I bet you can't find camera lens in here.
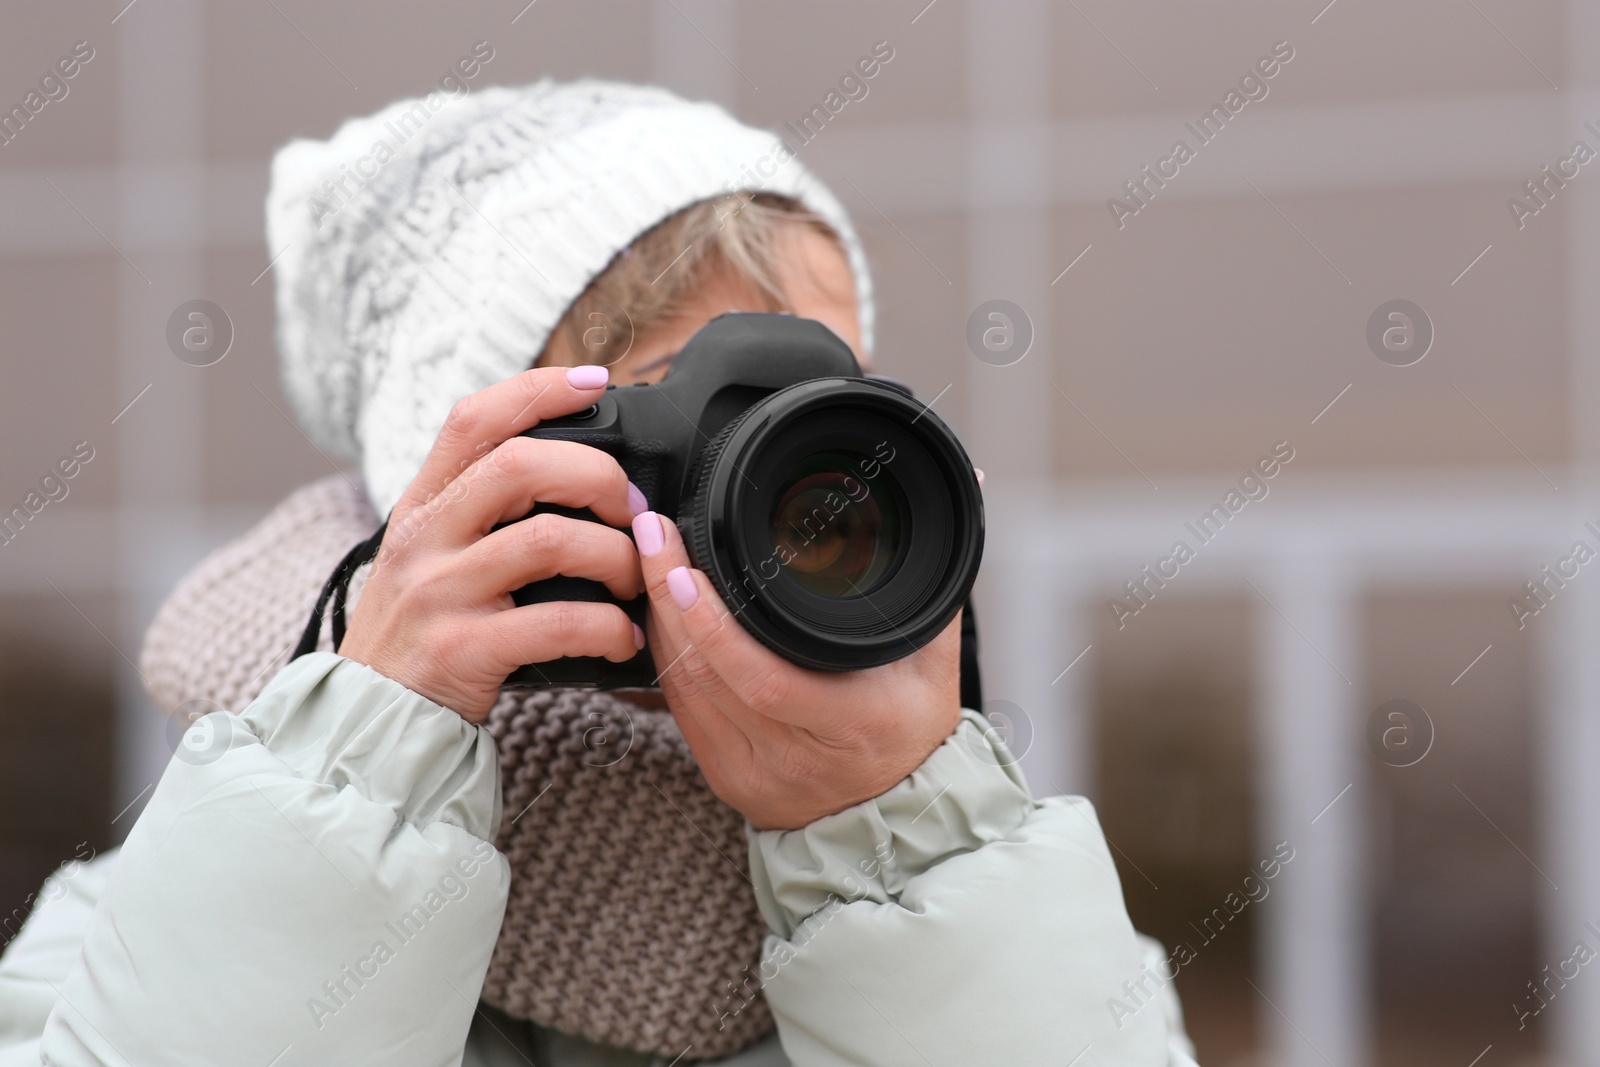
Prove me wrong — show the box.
[768,452,902,598]
[683,378,983,672]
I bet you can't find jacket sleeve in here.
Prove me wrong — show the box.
[33,652,511,1067]
[0,848,116,1066]
[746,710,1199,1067]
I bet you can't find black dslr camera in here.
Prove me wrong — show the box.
[297,314,984,702]
[505,313,984,693]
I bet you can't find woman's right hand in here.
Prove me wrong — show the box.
[340,365,646,722]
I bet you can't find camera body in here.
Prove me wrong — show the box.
[503,312,984,691]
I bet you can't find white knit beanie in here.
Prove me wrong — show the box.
[266,78,875,518]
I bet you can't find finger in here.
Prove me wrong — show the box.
[632,510,697,662]
[449,512,643,602]
[480,600,642,674]
[646,622,749,786]
[666,566,821,724]
[637,512,825,730]
[635,512,770,741]
[394,437,638,552]
[394,365,612,519]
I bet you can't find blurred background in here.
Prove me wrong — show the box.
[1,1,1595,1063]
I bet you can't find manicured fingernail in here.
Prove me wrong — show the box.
[975,468,985,489]
[627,481,647,517]
[667,567,699,610]
[566,364,608,389]
[632,512,665,557]
[632,623,646,650]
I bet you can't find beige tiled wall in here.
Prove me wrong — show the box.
[0,3,1583,1063]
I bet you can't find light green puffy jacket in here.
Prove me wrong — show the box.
[0,652,1200,1066]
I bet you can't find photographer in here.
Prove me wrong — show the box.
[0,81,1197,1066]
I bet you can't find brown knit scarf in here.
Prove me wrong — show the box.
[139,475,774,1059]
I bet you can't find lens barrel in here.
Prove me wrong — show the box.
[681,378,983,672]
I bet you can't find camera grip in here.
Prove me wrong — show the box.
[504,569,656,688]
[502,431,669,689]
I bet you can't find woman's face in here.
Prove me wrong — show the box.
[544,223,866,384]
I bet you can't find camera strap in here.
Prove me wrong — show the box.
[958,602,983,712]
[290,519,389,661]
[293,522,985,710]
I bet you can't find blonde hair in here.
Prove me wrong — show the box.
[544,192,846,368]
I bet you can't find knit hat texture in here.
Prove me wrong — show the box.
[140,475,775,1058]
[265,78,875,519]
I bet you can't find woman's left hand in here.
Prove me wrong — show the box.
[630,510,963,830]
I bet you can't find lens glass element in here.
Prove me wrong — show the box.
[691,376,982,672]
[767,451,901,598]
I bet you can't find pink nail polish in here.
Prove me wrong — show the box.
[632,623,646,650]
[566,364,608,390]
[667,567,699,610]
[627,481,647,517]
[632,512,665,557]
[975,468,985,489]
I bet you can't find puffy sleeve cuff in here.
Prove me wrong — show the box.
[748,709,1034,938]
[241,651,503,839]
[37,652,510,1067]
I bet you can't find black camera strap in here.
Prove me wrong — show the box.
[958,603,983,712]
[292,524,984,710]
[290,520,389,661]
